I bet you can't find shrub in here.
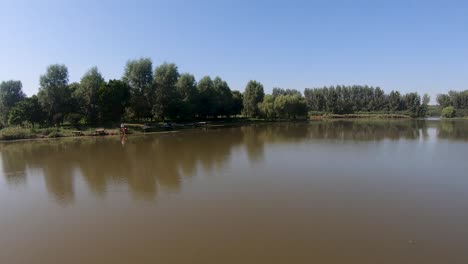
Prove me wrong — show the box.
[441,106,456,118]
[0,127,35,140]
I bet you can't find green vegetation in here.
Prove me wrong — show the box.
[304,86,430,117]
[441,106,456,118]
[258,89,308,120]
[1,58,467,141]
[436,90,468,118]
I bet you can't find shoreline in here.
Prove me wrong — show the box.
[1,117,465,143]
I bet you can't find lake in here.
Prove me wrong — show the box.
[1,119,468,264]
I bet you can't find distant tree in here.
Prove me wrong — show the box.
[66,82,85,126]
[441,106,456,118]
[37,64,70,125]
[0,80,26,124]
[231,90,243,116]
[273,94,308,119]
[243,80,264,117]
[258,94,275,119]
[387,90,402,112]
[371,87,386,111]
[8,96,45,126]
[197,76,215,117]
[436,94,452,108]
[403,92,421,117]
[176,73,199,119]
[122,58,153,120]
[212,76,233,117]
[272,88,301,98]
[98,80,130,123]
[419,93,430,117]
[74,67,105,124]
[304,88,326,112]
[153,63,181,120]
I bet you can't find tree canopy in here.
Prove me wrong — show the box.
[0,80,26,124]
[243,80,264,117]
[1,59,459,129]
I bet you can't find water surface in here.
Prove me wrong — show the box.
[1,120,468,263]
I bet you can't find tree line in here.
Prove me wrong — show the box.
[304,85,430,117]
[1,58,466,128]
[436,90,468,118]
[0,58,247,127]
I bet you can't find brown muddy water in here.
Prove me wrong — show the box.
[1,120,468,264]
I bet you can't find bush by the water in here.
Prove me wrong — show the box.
[0,127,35,140]
[441,106,456,118]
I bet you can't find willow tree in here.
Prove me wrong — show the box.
[243,80,264,117]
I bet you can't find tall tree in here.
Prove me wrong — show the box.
[243,80,264,117]
[98,80,130,123]
[122,58,153,120]
[388,90,402,112]
[153,63,181,120]
[403,92,421,117]
[37,64,70,125]
[272,88,301,98]
[436,94,452,108]
[76,67,105,124]
[231,90,243,116]
[0,80,26,124]
[176,73,198,119]
[197,76,215,117]
[212,76,233,117]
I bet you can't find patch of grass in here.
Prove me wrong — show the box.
[0,127,35,140]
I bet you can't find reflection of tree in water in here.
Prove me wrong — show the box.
[437,120,468,141]
[0,128,244,204]
[306,120,429,141]
[2,120,466,204]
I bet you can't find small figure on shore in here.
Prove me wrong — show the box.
[120,123,126,136]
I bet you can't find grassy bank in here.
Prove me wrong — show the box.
[0,126,121,141]
[0,118,256,141]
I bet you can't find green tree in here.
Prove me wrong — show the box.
[243,80,264,117]
[122,58,153,120]
[258,94,275,119]
[37,64,70,125]
[212,76,233,117]
[419,93,430,117]
[197,76,215,117]
[436,94,452,108]
[66,82,85,127]
[441,106,456,118]
[98,80,130,123]
[176,73,198,119]
[387,91,402,112]
[8,96,45,126]
[153,63,181,120]
[273,94,308,119]
[231,90,243,116]
[75,67,105,124]
[272,88,301,98]
[403,92,421,117]
[0,80,26,124]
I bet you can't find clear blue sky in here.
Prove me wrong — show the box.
[1,0,467,101]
